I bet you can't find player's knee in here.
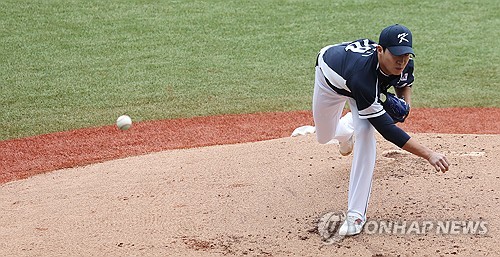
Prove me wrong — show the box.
[354,122,375,138]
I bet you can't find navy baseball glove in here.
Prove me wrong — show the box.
[381,92,410,123]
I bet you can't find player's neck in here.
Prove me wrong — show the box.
[378,66,390,77]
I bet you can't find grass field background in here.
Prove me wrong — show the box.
[1,0,499,140]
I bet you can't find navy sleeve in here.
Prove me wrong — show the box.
[368,114,411,148]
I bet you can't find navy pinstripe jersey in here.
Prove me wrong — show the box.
[318,39,414,119]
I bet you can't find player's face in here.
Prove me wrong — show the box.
[377,46,411,75]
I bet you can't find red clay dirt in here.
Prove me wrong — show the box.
[0,107,498,184]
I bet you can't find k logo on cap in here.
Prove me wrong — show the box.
[398,33,409,43]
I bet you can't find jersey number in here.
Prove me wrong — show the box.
[345,39,376,54]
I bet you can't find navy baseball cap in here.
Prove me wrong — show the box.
[379,24,415,56]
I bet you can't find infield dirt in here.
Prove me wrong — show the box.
[0,109,499,256]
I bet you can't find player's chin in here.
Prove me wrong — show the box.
[393,67,404,75]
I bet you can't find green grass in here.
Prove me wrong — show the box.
[1,0,499,140]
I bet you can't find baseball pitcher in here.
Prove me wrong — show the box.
[313,24,449,236]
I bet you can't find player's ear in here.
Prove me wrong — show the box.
[376,45,384,54]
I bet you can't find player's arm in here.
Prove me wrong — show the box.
[368,114,410,147]
[368,114,449,173]
[401,138,449,172]
[394,86,412,106]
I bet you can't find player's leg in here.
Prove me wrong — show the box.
[335,112,354,142]
[345,99,377,221]
[312,66,348,144]
[335,112,355,156]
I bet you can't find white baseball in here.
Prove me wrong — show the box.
[116,115,132,130]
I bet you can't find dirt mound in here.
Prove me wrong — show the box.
[0,133,498,256]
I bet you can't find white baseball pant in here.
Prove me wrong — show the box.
[312,65,377,221]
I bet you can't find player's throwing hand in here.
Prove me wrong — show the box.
[427,152,449,173]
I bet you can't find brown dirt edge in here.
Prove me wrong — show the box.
[1,107,498,184]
